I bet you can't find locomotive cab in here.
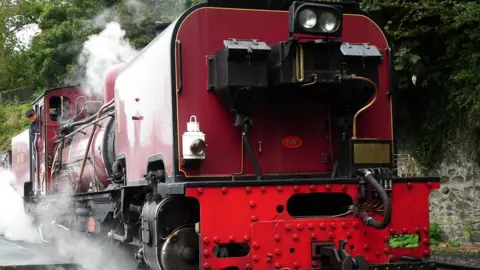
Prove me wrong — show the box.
[24,86,87,196]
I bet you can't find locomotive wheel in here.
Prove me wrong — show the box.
[160,226,199,270]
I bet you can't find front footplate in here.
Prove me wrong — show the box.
[250,218,387,269]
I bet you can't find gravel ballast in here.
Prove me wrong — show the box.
[430,245,480,267]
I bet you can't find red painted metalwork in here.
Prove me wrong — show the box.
[11,130,30,192]
[186,181,439,269]
[43,87,97,193]
[175,8,392,178]
[114,25,175,181]
[281,136,303,149]
[11,86,111,194]
[56,114,113,193]
[104,63,125,103]
[4,3,441,270]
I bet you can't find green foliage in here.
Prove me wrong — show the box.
[0,0,201,149]
[447,240,461,247]
[0,98,31,151]
[430,223,443,244]
[389,234,420,248]
[1,0,477,171]
[363,0,480,169]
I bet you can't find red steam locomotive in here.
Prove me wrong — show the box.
[5,0,440,269]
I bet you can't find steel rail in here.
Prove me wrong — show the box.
[433,261,480,270]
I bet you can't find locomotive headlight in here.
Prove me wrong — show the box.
[298,8,317,29]
[182,115,206,160]
[319,11,340,32]
[289,1,343,37]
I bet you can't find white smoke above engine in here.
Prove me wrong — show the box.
[69,20,139,100]
[0,9,143,269]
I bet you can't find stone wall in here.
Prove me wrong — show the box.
[397,144,480,244]
[428,159,480,244]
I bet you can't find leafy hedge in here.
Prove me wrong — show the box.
[0,100,31,151]
[362,0,480,169]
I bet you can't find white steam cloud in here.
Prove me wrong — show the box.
[0,13,141,270]
[0,168,137,270]
[0,169,40,243]
[70,21,139,99]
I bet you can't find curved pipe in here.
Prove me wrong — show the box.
[61,103,114,134]
[77,98,115,191]
[357,169,392,229]
[352,76,378,138]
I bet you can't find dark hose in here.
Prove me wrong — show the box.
[357,169,392,229]
[242,133,262,180]
[358,177,366,201]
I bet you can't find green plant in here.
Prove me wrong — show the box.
[0,98,31,151]
[389,234,420,248]
[447,241,461,247]
[464,222,473,242]
[430,223,443,245]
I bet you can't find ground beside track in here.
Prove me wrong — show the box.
[0,235,72,266]
[2,235,480,269]
[431,244,480,267]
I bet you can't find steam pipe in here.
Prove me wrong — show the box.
[357,169,392,229]
[77,98,115,191]
[61,103,114,134]
[351,76,378,139]
[74,96,87,119]
[65,112,114,139]
[242,132,262,180]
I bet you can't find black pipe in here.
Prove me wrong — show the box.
[330,160,338,178]
[358,177,366,201]
[357,169,392,229]
[28,127,33,196]
[58,139,63,171]
[242,132,262,180]
[60,113,96,134]
[102,116,115,177]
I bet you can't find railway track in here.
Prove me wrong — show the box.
[434,262,480,270]
[1,236,478,270]
[367,261,480,270]
[0,261,478,270]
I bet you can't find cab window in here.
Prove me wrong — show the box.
[49,96,71,122]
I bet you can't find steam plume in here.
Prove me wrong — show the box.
[0,168,137,270]
[66,21,139,100]
[0,168,40,243]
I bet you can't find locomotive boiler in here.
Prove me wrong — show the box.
[7,0,441,270]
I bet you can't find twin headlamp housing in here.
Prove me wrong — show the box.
[289,1,343,37]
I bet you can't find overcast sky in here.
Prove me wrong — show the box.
[14,23,41,50]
